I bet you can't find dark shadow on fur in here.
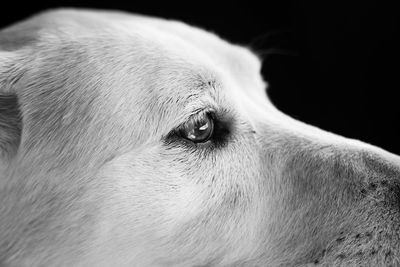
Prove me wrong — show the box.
[0,93,22,159]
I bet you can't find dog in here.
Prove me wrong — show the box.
[1,8,399,267]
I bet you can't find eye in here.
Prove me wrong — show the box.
[179,112,214,143]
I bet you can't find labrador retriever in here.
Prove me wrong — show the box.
[0,9,399,267]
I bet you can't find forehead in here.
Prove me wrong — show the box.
[12,9,264,101]
[39,9,262,84]
[55,13,262,104]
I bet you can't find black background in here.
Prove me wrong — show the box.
[1,1,399,154]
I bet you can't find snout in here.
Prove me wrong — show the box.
[315,150,400,266]
[258,125,400,266]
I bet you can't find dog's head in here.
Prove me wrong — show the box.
[1,9,399,266]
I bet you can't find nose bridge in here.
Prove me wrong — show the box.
[247,99,352,150]
[252,100,398,165]
[256,109,400,207]
[244,90,400,199]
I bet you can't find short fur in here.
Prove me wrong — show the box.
[0,9,399,267]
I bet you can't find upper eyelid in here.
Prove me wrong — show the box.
[187,108,215,122]
[175,107,216,129]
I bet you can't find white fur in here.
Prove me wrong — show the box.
[0,9,400,267]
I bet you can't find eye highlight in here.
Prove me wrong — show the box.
[179,112,214,143]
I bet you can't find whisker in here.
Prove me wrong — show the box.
[247,28,293,48]
[254,47,298,59]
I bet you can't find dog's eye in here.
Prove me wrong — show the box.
[179,113,214,143]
